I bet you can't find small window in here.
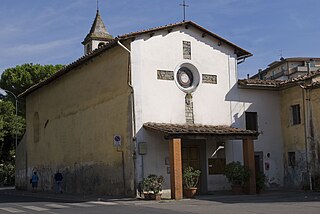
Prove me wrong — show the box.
[98,42,105,48]
[245,112,258,131]
[288,152,296,166]
[291,104,301,125]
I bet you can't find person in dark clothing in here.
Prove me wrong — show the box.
[31,171,39,192]
[54,170,63,194]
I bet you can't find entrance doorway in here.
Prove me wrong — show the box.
[182,140,207,193]
[182,146,200,171]
[254,151,264,174]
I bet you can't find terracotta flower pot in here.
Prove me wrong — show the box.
[149,193,161,200]
[231,184,242,194]
[183,187,197,198]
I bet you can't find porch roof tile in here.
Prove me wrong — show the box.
[143,122,258,139]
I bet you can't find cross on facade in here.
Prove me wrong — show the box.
[180,0,189,22]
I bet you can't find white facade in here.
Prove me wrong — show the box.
[129,25,283,193]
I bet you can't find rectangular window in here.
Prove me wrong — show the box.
[291,104,301,125]
[245,112,258,131]
[288,152,296,166]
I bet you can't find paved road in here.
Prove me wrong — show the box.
[1,188,320,214]
[0,191,184,214]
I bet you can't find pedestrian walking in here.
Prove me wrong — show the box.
[54,170,63,194]
[31,171,39,192]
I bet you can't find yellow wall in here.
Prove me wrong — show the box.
[280,86,306,187]
[17,44,135,195]
[280,84,320,188]
[309,87,320,178]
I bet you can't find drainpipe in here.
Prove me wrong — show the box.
[117,40,138,194]
[300,83,312,190]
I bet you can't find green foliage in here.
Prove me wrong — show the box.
[0,63,63,96]
[183,166,201,188]
[143,174,164,194]
[0,100,25,160]
[0,63,62,164]
[224,161,250,186]
[0,63,64,116]
[256,171,267,190]
[0,161,15,186]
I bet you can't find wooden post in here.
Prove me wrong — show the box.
[169,138,183,200]
[243,138,256,194]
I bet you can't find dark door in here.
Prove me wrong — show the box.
[254,151,264,174]
[182,146,201,191]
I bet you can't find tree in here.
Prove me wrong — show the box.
[0,63,64,116]
[0,63,63,185]
[0,100,25,160]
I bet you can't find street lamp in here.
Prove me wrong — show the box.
[0,88,18,149]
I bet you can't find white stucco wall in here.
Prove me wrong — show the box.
[234,88,284,187]
[130,26,284,193]
[131,27,239,189]
[131,26,237,129]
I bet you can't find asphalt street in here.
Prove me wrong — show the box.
[0,188,320,214]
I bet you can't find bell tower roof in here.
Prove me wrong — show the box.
[82,9,113,45]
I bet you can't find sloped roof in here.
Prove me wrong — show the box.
[19,39,119,97]
[143,122,258,140]
[119,21,252,59]
[19,21,252,97]
[238,70,320,90]
[82,10,113,44]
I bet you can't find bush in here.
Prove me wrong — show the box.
[143,174,164,194]
[224,161,250,186]
[256,171,267,191]
[0,162,15,186]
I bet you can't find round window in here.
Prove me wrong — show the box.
[174,63,200,93]
[177,67,193,88]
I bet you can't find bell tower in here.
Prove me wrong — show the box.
[82,8,113,55]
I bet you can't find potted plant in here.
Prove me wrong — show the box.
[224,161,250,194]
[256,171,266,194]
[183,166,201,198]
[142,174,164,200]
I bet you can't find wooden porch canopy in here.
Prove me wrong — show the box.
[143,122,259,140]
[143,122,259,199]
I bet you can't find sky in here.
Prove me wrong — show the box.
[1,0,320,78]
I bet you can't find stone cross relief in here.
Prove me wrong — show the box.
[185,93,194,124]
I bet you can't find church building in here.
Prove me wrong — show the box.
[16,9,285,198]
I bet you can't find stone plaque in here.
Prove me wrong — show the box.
[202,74,217,84]
[183,41,191,59]
[157,70,174,80]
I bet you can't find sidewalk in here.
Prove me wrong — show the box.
[1,186,319,204]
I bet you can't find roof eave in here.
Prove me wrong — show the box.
[19,39,120,98]
[119,21,252,59]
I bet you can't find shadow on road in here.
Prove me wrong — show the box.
[196,190,320,204]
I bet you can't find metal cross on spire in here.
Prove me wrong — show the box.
[97,0,99,11]
[180,0,189,22]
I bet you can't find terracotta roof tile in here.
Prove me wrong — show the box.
[238,70,320,90]
[143,122,258,139]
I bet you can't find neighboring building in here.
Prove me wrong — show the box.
[239,71,320,189]
[16,10,288,198]
[252,57,320,81]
